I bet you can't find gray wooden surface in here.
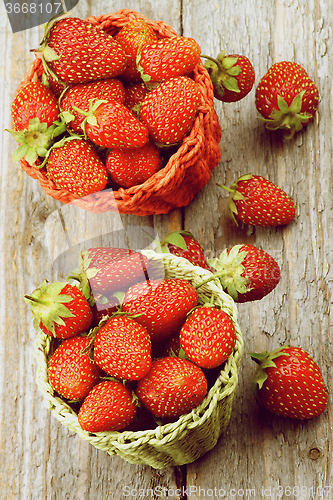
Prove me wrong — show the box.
[1,0,332,499]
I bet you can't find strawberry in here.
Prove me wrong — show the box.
[34,17,127,84]
[138,36,201,82]
[136,356,208,418]
[204,244,281,303]
[44,137,108,197]
[255,61,319,139]
[140,76,201,145]
[219,173,296,226]
[105,141,163,188]
[78,380,137,432]
[122,278,198,342]
[24,280,93,338]
[202,51,255,102]
[249,346,328,419]
[93,315,152,380]
[6,81,65,166]
[160,230,212,271]
[48,335,101,400]
[179,306,236,369]
[75,99,149,149]
[124,83,150,115]
[61,78,126,133]
[115,18,158,82]
[91,294,120,325]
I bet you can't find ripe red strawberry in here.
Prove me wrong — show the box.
[249,346,328,419]
[115,18,158,82]
[76,99,149,149]
[219,173,296,226]
[61,78,126,133]
[205,244,281,303]
[122,278,198,342]
[140,76,201,145]
[105,141,163,188]
[160,230,212,271]
[78,380,137,432]
[45,137,108,197]
[179,306,236,369]
[202,52,255,102]
[124,83,150,114]
[138,36,201,82]
[48,335,101,400]
[34,17,127,84]
[24,280,93,338]
[93,316,152,380]
[136,356,208,418]
[255,61,319,139]
[6,81,65,166]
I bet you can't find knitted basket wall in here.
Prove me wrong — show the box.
[34,251,243,469]
[17,9,222,216]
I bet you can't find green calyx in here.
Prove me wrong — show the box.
[217,173,253,225]
[201,51,241,98]
[72,99,108,139]
[67,249,100,306]
[24,279,74,336]
[260,92,313,139]
[160,230,194,253]
[249,345,291,393]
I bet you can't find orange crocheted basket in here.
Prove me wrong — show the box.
[17,9,222,216]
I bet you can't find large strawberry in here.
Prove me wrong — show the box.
[6,81,65,166]
[140,76,201,145]
[78,380,137,432]
[179,306,236,369]
[138,36,201,82]
[105,141,163,188]
[136,356,207,418]
[93,315,152,380]
[24,280,93,338]
[60,78,126,133]
[202,51,255,102]
[34,17,127,84]
[203,244,281,303]
[249,346,328,419]
[255,61,319,139]
[219,173,296,226]
[122,278,198,342]
[44,137,108,197]
[48,335,101,400]
[115,18,158,82]
[160,230,212,271]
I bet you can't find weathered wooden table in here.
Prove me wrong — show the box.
[1,0,332,498]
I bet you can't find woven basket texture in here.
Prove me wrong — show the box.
[34,251,243,468]
[17,9,222,216]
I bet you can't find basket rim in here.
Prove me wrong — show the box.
[34,250,243,447]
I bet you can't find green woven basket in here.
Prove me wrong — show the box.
[34,250,243,469]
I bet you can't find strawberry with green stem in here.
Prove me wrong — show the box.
[249,346,328,419]
[160,230,212,271]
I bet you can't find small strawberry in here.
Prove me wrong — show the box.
[249,346,328,419]
[44,137,108,197]
[124,83,150,115]
[91,294,120,325]
[140,76,201,145]
[203,244,281,303]
[75,99,149,149]
[6,81,65,166]
[138,36,201,82]
[105,141,163,188]
[136,356,208,418]
[179,306,236,369]
[219,173,296,226]
[78,380,137,432]
[160,230,212,271]
[202,51,255,102]
[34,17,127,84]
[255,61,319,139]
[115,18,158,82]
[48,335,101,400]
[122,278,198,342]
[93,315,152,381]
[61,78,126,133]
[24,280,93,339]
